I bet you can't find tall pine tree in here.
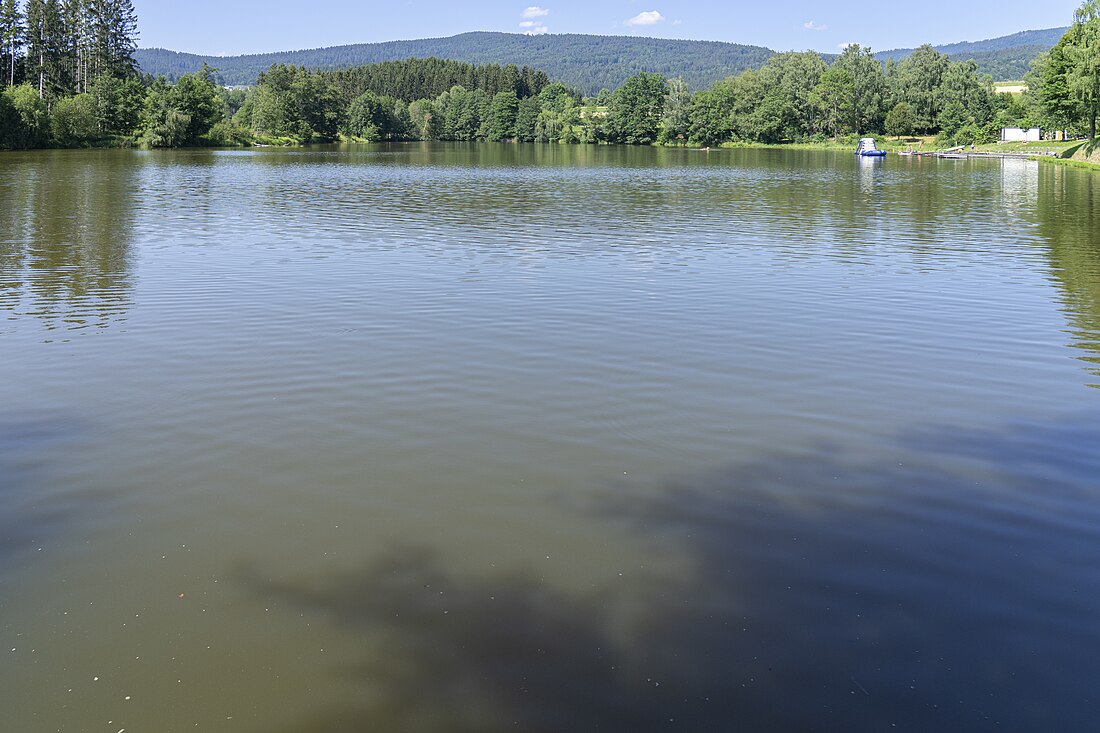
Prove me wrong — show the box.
[93,0,137,79]
[0,0,23,86]
[25,0,70,99]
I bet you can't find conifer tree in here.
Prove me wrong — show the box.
[25,0,68,98]
[93,0,137,79]
[0,0,23,86]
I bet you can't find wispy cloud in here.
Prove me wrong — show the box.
[626,10,664,27]
[672,19,682,26]
[519,6,549,34]
[838,41,857,49]
[803,20,828,31]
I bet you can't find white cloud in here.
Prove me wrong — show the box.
[519,6,549,33]
[672,19,682,25]
[803,20,828,31]
[626,10,664,26]
[838,42,857,49]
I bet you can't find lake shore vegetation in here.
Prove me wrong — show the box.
[2,0,1098,152]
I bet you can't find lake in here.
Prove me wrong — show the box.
[1,143,1098,732]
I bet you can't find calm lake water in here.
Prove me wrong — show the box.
[1,143,1099,732]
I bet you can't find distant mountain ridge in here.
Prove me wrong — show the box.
[877,27,1069,79]
[135,32,774,93]
[135,27,1070,92]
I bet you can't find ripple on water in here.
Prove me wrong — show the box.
[1,146,1099,732]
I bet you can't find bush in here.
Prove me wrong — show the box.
[1,84,48,148]
[51,94,100,146]
[202,121,253,146]
[139,107,191,148]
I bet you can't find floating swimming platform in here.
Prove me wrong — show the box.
[855,138,888,157]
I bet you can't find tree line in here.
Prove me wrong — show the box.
[1033,0,1100,139]
[1,0,144,147]
[2,0,1098,150]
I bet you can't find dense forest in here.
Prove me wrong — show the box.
[916,26,1068,55]
[133,28,1069,92]
[2,1,1099,151]
[876,27,1069,79]
[134,32,776,94]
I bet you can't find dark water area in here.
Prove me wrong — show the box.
[1,143,1099,731]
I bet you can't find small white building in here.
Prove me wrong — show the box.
[1001,127,1041,142]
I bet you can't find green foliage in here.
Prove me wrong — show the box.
[321,58,547,107]
[89,72,144,135]
[608,72,667,145]
[0,0,24,86]
[813,63,853,138]
[876,28,1069,80]
[532,82,580,142]
[687,85,734,146]
[5,8,1085,152]
[218,87,248,118]
[406,98,438,140]
[893,45,949,132]
[435,84,489,141]
[1031,2,1100,138]
[885,101,916,138]
[94,0,139,79]
[50,91,98,144]
[939,60,994,128]
[343,90,407,140]
[1067,0,1100,137]
[484,89,518,141]
[937,100,969,138]
[134,32,774,94]
[243,64,342,142]
[513,95,539,142]
[138,67,223,147]
[0,83,16,144]
[659,77,691,144]
[345,89,385,139]
[201,120,253,146]
[829,44,887,135]
[137,78,187,147]
[748,52,828,142]
[1,82,47,146]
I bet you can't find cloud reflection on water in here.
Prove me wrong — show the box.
[249,415,1100,733]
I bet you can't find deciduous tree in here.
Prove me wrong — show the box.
[607,72,666,145]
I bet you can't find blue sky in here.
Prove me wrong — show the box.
[135,0,1081,56]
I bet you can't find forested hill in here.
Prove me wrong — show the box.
[136,27,1069,91]
[878,27,1070,79]
[135,32,774,92]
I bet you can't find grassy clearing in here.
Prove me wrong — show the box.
[1040,157,1100,172]
[993,81,1027,95]
[972,140,1079,155]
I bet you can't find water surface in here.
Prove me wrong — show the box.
[1,144,1099,731]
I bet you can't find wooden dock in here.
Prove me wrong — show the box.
[911,150,1059,160]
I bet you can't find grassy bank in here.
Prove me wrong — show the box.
[1040,157,1100,171]
[973,140,1079,155]
[1035,139,1100,170]
[708,135,937,152]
